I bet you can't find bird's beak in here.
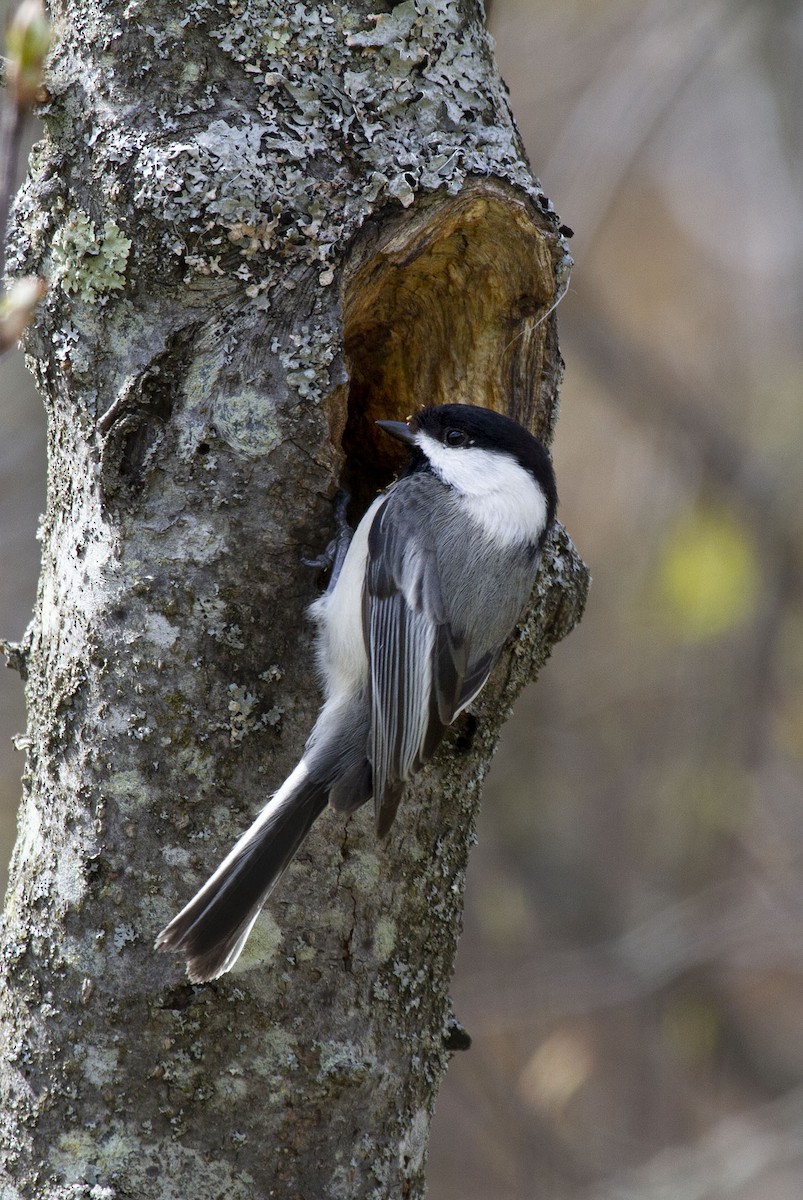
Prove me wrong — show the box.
[376,419,416,445]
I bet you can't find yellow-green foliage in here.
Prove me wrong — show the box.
[657,505,759,639]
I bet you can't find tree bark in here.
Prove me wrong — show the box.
[0,1,588,1196]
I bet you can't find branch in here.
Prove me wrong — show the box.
[0,0,49,350]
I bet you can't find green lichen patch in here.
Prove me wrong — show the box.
[27,0,546,305]
[50,209,132,302]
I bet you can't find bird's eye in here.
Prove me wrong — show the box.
[444,428,469,447]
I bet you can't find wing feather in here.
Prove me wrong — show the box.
[369,593,435,833]
[364,474,540,836]
[364,483,492,835]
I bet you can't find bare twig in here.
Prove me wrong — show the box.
[0,92,24,283]
[0,0,50,349]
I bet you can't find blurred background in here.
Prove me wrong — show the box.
[0,0,46,895]
[2,0,802,1197]
[428,1,803,1197]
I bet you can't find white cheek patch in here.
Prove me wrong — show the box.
[415,431,548,547]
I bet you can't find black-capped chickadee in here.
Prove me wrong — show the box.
[156,404,557,982]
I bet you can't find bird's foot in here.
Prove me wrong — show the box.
[302,489,353,592]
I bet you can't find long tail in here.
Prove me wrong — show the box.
[155,762,327,983]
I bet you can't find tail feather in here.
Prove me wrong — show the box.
[156,762,327,983]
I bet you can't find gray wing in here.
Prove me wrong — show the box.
[364,479,502,838]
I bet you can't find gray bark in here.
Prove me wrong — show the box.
[0,1,588,1197]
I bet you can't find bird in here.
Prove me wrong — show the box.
[155,403,557,982]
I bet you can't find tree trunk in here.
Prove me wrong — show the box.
[0,1,587,1196]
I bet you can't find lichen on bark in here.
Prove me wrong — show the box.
[0,2,587,1197]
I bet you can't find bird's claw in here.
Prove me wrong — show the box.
[303,489,353,592]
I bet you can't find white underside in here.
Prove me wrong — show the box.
[308,494,382,700]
